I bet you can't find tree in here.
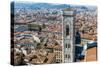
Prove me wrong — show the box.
[38,26,42,32]
[42,23,46,28]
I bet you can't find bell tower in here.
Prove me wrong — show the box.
[62,9,75,62]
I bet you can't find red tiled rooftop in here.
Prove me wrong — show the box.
[81,34,97,41]
[86,47,97,61]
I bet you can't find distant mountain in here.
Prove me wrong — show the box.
[13,2,70,9]
[11,2,97,11]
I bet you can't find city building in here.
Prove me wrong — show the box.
[53,45,63,63]
[62,9,75,62]
[45,45,63,63]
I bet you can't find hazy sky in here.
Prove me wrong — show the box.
[11,0,98,6]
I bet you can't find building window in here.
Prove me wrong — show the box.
[66,44,67,48]
[68,44,71,48]
[65,54,70,59]
[65,54,67,58]
[68,54,70,59]
[66,43,70,48]
[66,25,69,36]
